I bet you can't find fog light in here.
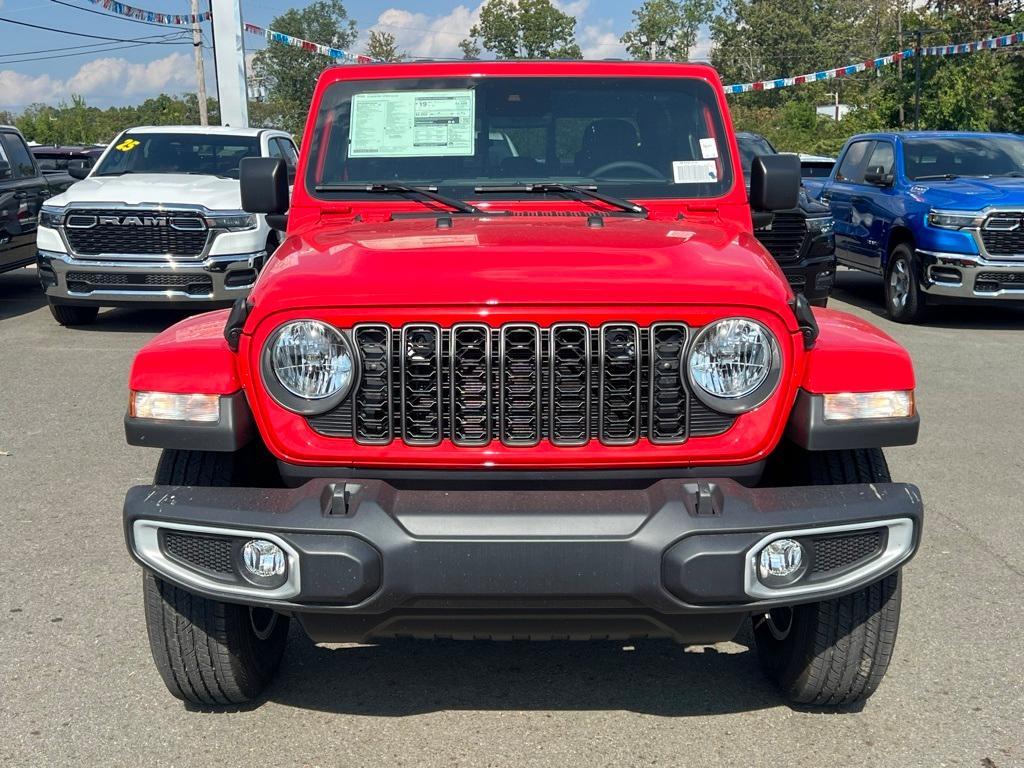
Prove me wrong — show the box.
[758,538,805,581]
[242,540,286,578]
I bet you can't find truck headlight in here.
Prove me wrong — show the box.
[207,213,257,231]
[927,210,984,230]
[687,318,781,414]
[262,320,358,414]
[806,216,833,235]
[39,205,64,229]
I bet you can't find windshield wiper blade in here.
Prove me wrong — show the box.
[913,173,960,181]
[475,182,648,217]
[315,182,483,214]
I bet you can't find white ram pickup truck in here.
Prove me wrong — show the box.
[36,125,297,325]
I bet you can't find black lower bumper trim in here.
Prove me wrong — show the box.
[123,476,923,642]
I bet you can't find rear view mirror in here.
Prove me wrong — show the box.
[0,158,11,180]
[67,159,91,180]
[864,166,894,187]
[750,154,800,212]
[241,157,289,216]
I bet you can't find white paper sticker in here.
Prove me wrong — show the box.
[673,160,719,184]
[349,90,476,158]
[699,138,719,159]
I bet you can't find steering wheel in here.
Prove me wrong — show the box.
[588,160,664,180]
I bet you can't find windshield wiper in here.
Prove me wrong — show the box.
[991,171,1024,178]
[474,182,648,217]
[913,173,960,181]
[92,171,133,177]
[314,182,483,214]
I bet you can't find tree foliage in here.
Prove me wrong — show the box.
[366,30,403,62]
[464,0,582,59]
[251,0,357,137]
[620,0,713,61]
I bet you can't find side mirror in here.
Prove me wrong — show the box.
[241,157,289,216]
[750,153,800,212]
[0,158,11,180]
[864,166,894,187]
[67,159,91,180]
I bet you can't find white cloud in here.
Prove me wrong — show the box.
[690,28,712,62]
[580,21,627,59]
[0,52,193,109]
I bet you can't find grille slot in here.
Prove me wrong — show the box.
[811,530,884,574]
[163,531,235,575]
[64,208,209,257]
[975,271,1024,291]
[755,212,806,264]
[65,271,213,295]
[308,322,737,445]
[500,324,541,446]
[451,324,492,446]
[400,324,442,445]
[649,324,688,444]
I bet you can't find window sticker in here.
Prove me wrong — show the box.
[673,160,719,184]
[115,138,141,152]
[349,90,476,158]
[699,138,719,159]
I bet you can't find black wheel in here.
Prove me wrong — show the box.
[48,301,98,326]
[144,572,289,705]
[144,449,288,705]
[753,447,903,707]
[884,244,927,323]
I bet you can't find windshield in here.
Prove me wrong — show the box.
[904,136,1024,180]
[92,133,260,178]
[306,76,734,202]
[736,135,775,179]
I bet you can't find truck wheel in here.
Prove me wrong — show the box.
[884,244,927,323]
[48,301,98,326]
[144,449,289,705]
[752,447,903,707]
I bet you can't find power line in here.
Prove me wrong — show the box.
[0,42,157,65]
[0,39,144,58]
[0,14,192,43]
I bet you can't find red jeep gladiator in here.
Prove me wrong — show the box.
[122,61,923,709]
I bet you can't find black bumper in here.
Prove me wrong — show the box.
[124,478,922,642]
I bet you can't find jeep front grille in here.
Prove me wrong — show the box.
[308,323,736,447]
[63,208,209,257]
[755,212,806,264]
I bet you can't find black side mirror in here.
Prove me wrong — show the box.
[67,159,91,180]
[241,157,289,217]
[864,166,894,187]
[750,153,800,211]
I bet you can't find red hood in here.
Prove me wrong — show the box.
[249,215,793,317]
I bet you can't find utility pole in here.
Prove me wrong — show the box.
[914,28,922,130]
[189,0,208,126]
[897,0,904,127]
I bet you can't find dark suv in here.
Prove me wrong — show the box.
[1,126,53,275]
[737,132,836,306]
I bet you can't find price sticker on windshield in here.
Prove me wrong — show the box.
[349,90,475,158]
[673,160,719,184]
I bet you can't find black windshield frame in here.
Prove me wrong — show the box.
[305,76,735,203]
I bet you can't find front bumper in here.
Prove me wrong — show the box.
[124,478,923,643]
[919,249,1024,300]
[37,249,265,305]
[781,251,835,304]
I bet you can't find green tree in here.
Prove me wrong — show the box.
[252,0,357,136]
[458,37,482,59]
[466,0,582,59]
[620,0,713,61]
[366,29,403,61]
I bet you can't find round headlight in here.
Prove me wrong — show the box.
[263,320,358,414]
[687,318,780,413]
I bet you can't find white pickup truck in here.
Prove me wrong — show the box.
[36,125,297,325]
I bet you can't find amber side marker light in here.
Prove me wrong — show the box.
[130,391,220,422]
[822,391,915,421]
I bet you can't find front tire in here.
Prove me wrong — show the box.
[144,448,288,705]
[48,301,98,326]
[753,447,903,707]
[884,244,928,323]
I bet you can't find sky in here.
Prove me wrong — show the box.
[0,0,714,111]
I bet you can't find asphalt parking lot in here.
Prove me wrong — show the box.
[1,266,1022,767]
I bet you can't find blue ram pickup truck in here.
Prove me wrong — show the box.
[804,131,1024,322]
